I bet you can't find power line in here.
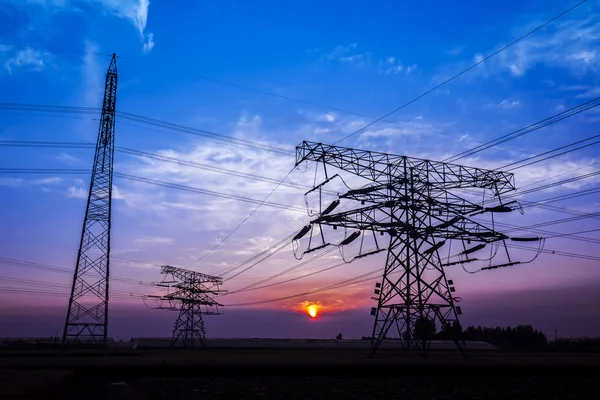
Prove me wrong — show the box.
[505,137,600,172]
[0,103,292,156]
[196,76,433,133]
[185,167,296,267]
[3,166,600,240]
[332,0,588,145]
[445,96,600,163]
[0,257,155,287]
[0,140,336,194]
[0,40,111,58]
[498,133,600,170]
[114,172,306,212]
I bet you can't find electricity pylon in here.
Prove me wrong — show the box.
[62,54,118,353]
[293,141,538,357]
[145,265,226,348]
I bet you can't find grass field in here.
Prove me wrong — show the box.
[2,349,599,398]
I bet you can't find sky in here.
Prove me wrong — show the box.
[1,0,600,340]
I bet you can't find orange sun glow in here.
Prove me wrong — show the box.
[307,304,318,318]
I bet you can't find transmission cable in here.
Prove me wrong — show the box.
[185,167,297,267]
[504,138,600,172]
[332,0,588,145]
[498,133,600,170]
[0,102,292,156]
[4,167,600,242]
[445,96,600,163]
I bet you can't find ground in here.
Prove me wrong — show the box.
[1,349,598,398]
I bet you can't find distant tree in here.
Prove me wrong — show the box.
[414,317,436,341]
[336,333,343,340]
[457,324,547,351]
[436,320,463,340]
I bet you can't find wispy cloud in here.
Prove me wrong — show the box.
[447,46,465,56]
[322,43,358,62]
[486,99,521,109]
[142,32,155,54]
[56,152,82,165]
[560,84,600,99]
[135,236,173,244]
[494,12,600,77]
[3,0,154,54]
[67,186,86,198]
[88,0,155,53]
[4,48,51,74]
[380,56,417,75]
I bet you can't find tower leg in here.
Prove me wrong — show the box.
[171,302,207,348]
[370,235,466,358]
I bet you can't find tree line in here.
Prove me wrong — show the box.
[358,321,600,352]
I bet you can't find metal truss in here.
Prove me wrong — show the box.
[62,54,118,352]
[293,141,538,357]
[145,265,226,348]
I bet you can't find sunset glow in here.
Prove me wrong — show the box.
[307,304,318,318]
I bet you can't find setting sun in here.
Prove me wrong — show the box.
[307,304,318,318]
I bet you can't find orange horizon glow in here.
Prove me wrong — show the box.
[307,304,318,318]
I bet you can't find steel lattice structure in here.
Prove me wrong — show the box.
[293,141,532,357]
[146,265,225,348]
[62,54,118,351]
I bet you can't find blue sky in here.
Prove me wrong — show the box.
[1,0,600,339]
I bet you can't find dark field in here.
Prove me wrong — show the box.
[2,349,599,399]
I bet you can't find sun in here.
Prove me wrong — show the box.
[307,304,318,318]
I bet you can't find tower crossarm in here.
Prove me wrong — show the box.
[295,141,516,195]
[160,265,223,285]
[313,206,509,243]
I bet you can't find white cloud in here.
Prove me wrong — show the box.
[313,127,331,135]
[489,99,521,109]
[89,0,150,38]
[34,177,62,185]
[561,84,600,99]
[405,64,417,74]
[495,13,600,77]
[0,178,24,187]
[89,0,155,53]
[67,186,87,198]
[568,50,596,63]
[315,112,336,123]
[339,52,371,65]
[448,46,465,56]
[135,236,173,244]
[4,48,51,74]
[142,32,155,54]
[56,152,81,165]
[322,43,357,62]
[3,0,154,53]
[67,184,127,201]
[81,41,103,108]
[382,57,416,75]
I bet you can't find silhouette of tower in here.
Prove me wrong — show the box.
[145,265,225,348]
[293,141,538,357]
[62,54,118,351]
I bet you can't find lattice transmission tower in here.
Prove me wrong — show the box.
[293,141,541,357]
[62,54,118,352]
[145,265,226,348]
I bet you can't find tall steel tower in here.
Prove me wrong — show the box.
[145,265,225,348]
[293,141,537,357]
[62,54,118,351]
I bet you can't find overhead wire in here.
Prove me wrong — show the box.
[332,0,588,145]
[0,102,293,156]
[445,96,600,163]
[184,167,297,267]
